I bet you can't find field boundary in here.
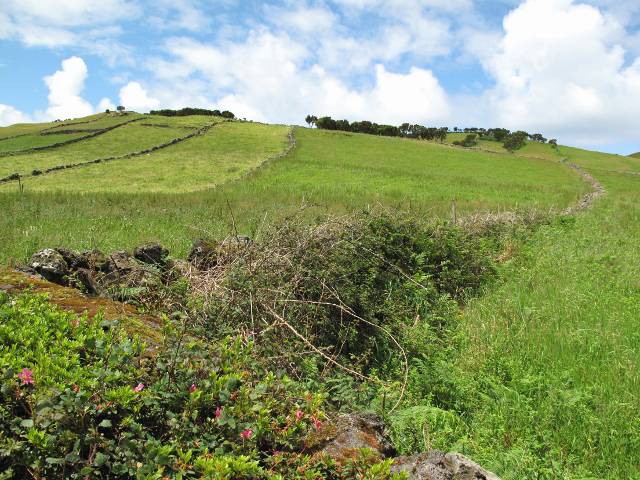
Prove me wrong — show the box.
[0,120,228,184]
[0,117,145,158]
[236,125,297,182]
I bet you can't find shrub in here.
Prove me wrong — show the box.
[0,292,345,479]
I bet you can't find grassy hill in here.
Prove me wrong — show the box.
[1,112,639,478]
[630,152,640,158]
[0,113,588,262]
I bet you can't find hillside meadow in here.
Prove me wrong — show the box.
[0,123,587,263]
[1,112,639,478]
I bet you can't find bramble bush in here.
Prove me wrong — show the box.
[0,291,405,479]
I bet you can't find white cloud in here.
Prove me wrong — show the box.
[98,97,117,112]
[43,56,94,120]
[5,0,138,27]
[0,104,31,127]
[148,0,211,32]
[478,0,640,145]
[144,31,450,125]
[119,81,160,111]
[267,4,336,33]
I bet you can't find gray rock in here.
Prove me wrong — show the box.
[29,249,68,284]
[79,249,109,272]
[72,268,99,295]
[55,248,88,270]
[188,239,218,269]
[391,451,500,480]
[134,242,169,266]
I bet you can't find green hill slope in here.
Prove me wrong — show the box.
[630,152,640,158]
[0,114,588,262]
[0,112,638,478]
[454,151,640,479]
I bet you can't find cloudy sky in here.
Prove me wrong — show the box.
[1,0,639,154]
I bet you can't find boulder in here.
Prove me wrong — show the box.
[188,239,218,269]
[55,248,89,270]
[307,413,500,480]
[391,451,500,480]
[29,249,68,284]
[79,249,109,272]
[306,413,395,463]
[71,268,99,295]
[134,242,169,266]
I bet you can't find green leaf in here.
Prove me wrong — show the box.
[98,419,112,428]
[94,452,108,467]
[20,419,33,428]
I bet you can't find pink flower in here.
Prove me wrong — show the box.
[215,406,222,419]
[295,410,304,421]
[189,383,197,394]
[133,383,144,392]
[240,429,253,439]
[311,416,322,431]
[17,368,34,386]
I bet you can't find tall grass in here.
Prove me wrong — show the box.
[451,156,640,478]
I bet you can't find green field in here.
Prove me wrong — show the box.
[0,112,639,478]
[0,120,588,263]
[453,150,640,479]
[10,122,289,193]
[0,121,217,179]
[0,132,87,153]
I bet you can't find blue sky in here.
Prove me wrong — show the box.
[1,0,640,154]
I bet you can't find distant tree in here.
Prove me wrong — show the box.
[335,119,350,131]
[315,116,338,130]
[549,139,558,148]
[503,131,528,151]
[453,133,478,148]
[530,133,547,143]
[105,109,110,113]
[116,105,125,113]
[488,128,510,142]
[305,115,318,127]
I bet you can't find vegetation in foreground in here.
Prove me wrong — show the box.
[0,111,639,478]
[0,291,404,479]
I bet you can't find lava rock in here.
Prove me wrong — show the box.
[391,451,501,480]
[29,249,69,284]
[55,248,89,270]
[306,413,396,463]
[134,242,169,266]
[79,249,109,272]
